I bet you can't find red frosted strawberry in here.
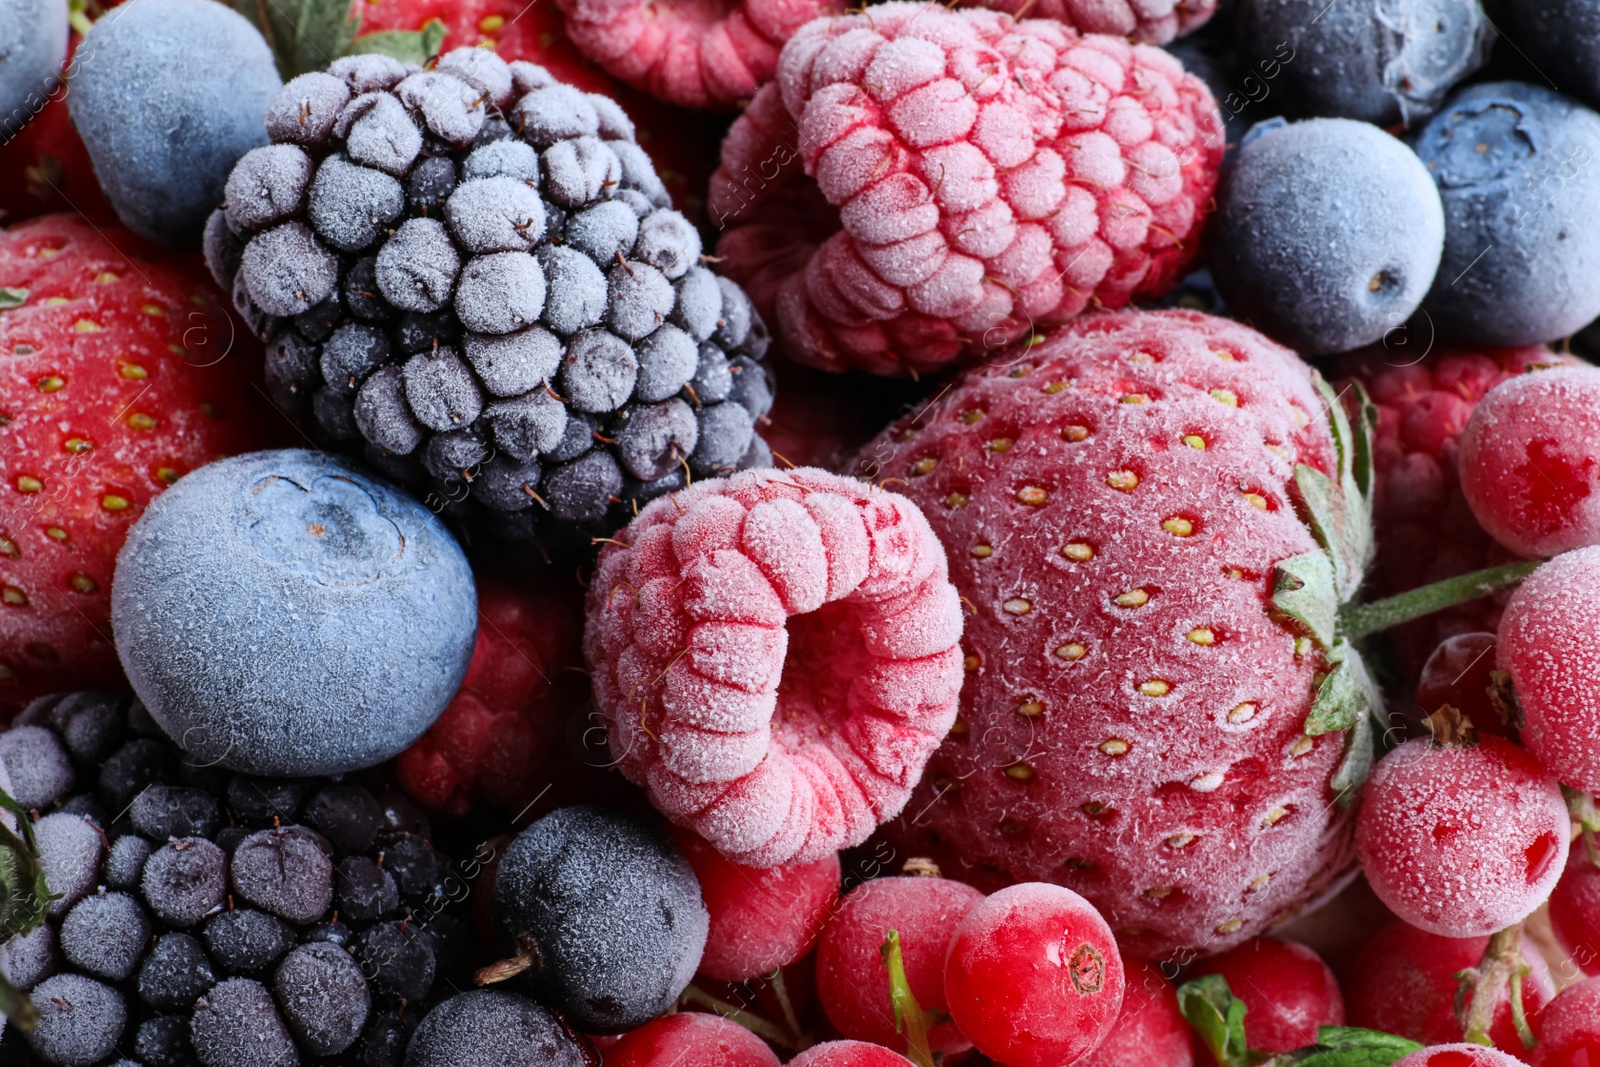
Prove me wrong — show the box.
[394,570,598,818]
[356,0,727,222]
[713,3,1223,376]
[1331,344,1572,682]
[865,309,1381,960]
[0,213,275,707]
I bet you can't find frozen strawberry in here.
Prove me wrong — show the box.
[555,0,843,109]
[1187,938,1343,1058]
[0,213,273,706]
[872,309,1378,959]
[584,467,965,866]
[1332,344,1567,683]
[1458,365,1600,559]
[713,4,1224,376]
[1497,546,1600,794]
[394,572,590,818]
[1075,958,1191,1067]
[958,0,1216,45]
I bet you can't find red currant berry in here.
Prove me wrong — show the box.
[1393,1045,1526,1067]
[1416,632,1508,738]
[1498,546,1600,793]
[943,883,1124,1067]
[1459,365,1600,558]
[1074,959,1191,1067]
[1187,938,1343,1057]
[1347,919,1553,1050]
[1549,843,1600,977]
[787,1041,914,1067]
[669,826,840,982]
[1356,729,1568,937]
[608,1012,782,1067]
[815,876,983,1055]
[1530,976,1600,1067]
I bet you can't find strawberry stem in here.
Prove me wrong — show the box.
[1339,561,1540,641]
[881,930,936,1067]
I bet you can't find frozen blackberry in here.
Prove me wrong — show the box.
[0,695,482,1067]
[209,48,774,540]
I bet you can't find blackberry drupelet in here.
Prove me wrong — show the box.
[0,691,481,1067]
[206,48,775,538]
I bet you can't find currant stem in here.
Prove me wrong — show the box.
[1454,924,1532,1048]
[678,985,800,1051]
[1339,561,1540,641]
[881,929,936,1067]
[766,967,811,1049]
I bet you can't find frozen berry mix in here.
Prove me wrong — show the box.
[1186,937,1344,1056]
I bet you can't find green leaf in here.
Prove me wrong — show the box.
[346,18,447,66]
[0,288,28,310]
[1272,550,1338,651]
[1177,975,1249,1067]
[1300,373,1375,604]
[1347,382,1378,500]
[1292,1028,1423,1067]
[291,0,358,78]
[1305,640,1380,737]
[1331,705,1375,807]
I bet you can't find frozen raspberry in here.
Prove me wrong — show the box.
[669,826,840,982]
[945,883,1123,1067]
[958,0,1215,45]
[1347,918,1554,1051]
[1529,977,1600,1067]
[1549,841,1600,977]
[874,310,1369,959]
[1356,725,1567,938]
[815,876,985,1055]
[1187,938,1344,1057]
[1074,958,1189,1067]
[1392,1047,1524,1067]
[1332,344,1569,683]
[789,1042,915,1067]
[712,4,1223,376]
[1459,366,1600,559]
[556,0,843,109]
[395,574,587,817]
[1415,633,1507,738]
[608,1012,783,1067]
[1498,546,1600,793]
[584,467,965,867]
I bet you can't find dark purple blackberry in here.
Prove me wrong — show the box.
[0,692,487,1067]
[206,49,775,541]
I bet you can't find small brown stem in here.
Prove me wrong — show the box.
[474,936,542,987]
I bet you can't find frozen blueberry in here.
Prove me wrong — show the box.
[485,390,568,461]
[274,941,371,1056]
[4,922,56,991]
[308,154,405,252]
[561,329,638,413]
[26,973,126,1067]
[231,826,334,925]
[1416,82,1600,344]
[303,783,385,853]
[1236,0,1491,126]
[691,402,756,476]
[0,0,67,123]
[0,723,74,808]
[110,450,477,776]
[68,0,280,245]
[406,990,588,1067]
[615,399,699,481]
[241,221,340,318]
[492,806,708,1033]
[138,931,217,1009]
[264,72,350,148]
[378,217,461,313]
[204,908,295,974]
[224,144,313,232]
[1209,117,1445,354]
[456,251,546,334]
[142,837,227,927]
[1516,2,1600,111]
[105,834,153,891]
[36,811,104,918]
[537,245,608,334]
[131,784,222,839]
[542,451,623,525]
[190,977,298,1067]
[446,176,546,253]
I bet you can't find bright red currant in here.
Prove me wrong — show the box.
[787,1041,915,1067]
[1075,959,1192,1067]
[1549,842,1600,978]
[1529,977,1600,1067]
[608,1012,782,1067]
[1393,1045,1526,1067]
[943,883,1124,1067]
[1415,632,1508,738]
[1188,938,1344,1057]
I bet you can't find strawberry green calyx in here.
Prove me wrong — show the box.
[227,0,445,79]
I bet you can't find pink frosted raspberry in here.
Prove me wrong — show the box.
[1459,365,1600,559]
[958,0,1217,45]
[584,467,965,867]
[555,0,844,109]
[871,310,1369,960]
[1355,728,1568,938]
[1498,545,1600,793]
[712,3,1224,376]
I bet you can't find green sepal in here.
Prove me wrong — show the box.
[0,288,28,310]
[232,0,359,80]
[1330,705,1375,807]
[1298,374,1375,603]
[346,19,448,66]
[1256,1028,1423,1067]
[1273,551,1338,651]
[1177,975,1249,1067]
